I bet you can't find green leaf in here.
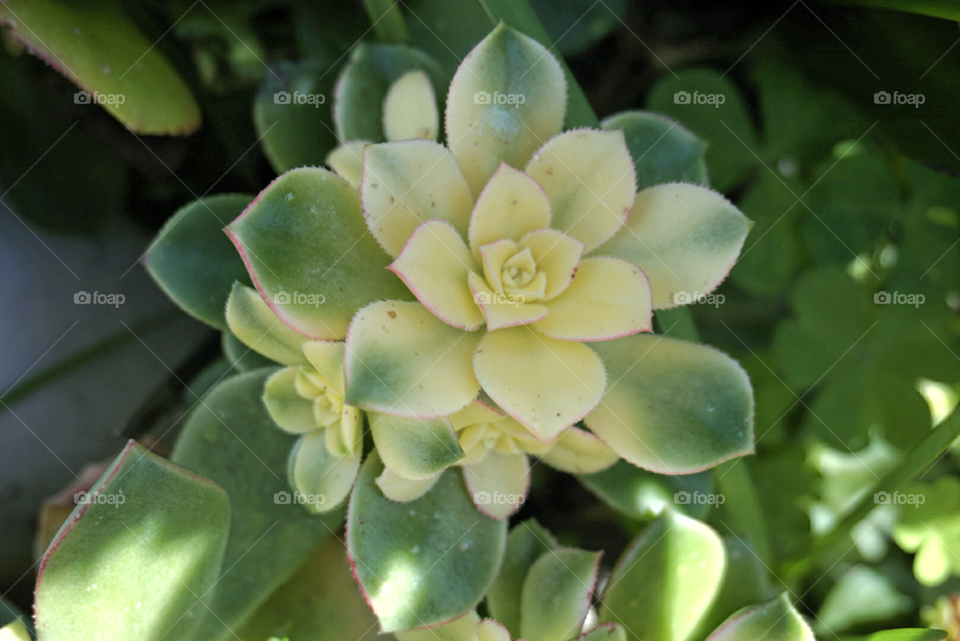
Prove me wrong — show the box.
[0,0,201,134]
[237,536,387,641]
[858,631,947,641]
[347,451,507,632]
[586,334,754,474]
[404,0,491,75]
[645,68,758,192]
[521,548,601,641]
[370,412,464,481]
[488,519,558,637]
[815,566,912,636]
[692,538,771,641]
[171,369,346,640]
[577,625,627,641]
[146,195,254,330]
[600,510,726,641]
[254,58,340,174]
[529,0,626,55]
[576,460,716,521]
[225,283,310,368]
[826,0,960,19]
[221,330,279,372]
[334,44,448,142]
[35,442,230,641]
[706,595,814,641]
[364,0,411,44]
[226,167,412,340]
[601,111,708,190]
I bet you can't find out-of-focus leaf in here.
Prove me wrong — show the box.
[404,0,492,75]
[706,594,815,641]
[692,538,771,641]
[221,330,278,371]
[0,0,201,134]
[172,369,345,640]
[577,460,716,521]
[529,0,626,55]
[488,519,558,638]
[815,566,912,636]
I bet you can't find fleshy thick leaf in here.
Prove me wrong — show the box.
[289,431,361,513]
[587,334,754,474]
[463,451,530,520]
[601,112,708,190]
[600,511,726,641]
[521,549,601,641]
[0,0,201,134]
[370,412,465,481]
[597,183,751,310]
[36,442,230,641]
[221,331,279,371]
[446,24,566,195]
[576,624,627,641]
[348,452,507,632]
[172,369,346,640]
[227,167,412,339]
[335,43,448,142]
[225,283,310,367]
[706,595,815,641]
[146,194,254,330]
[488,520,558,638]
[345,301,482,418]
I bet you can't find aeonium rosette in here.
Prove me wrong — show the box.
[225,23,756,519]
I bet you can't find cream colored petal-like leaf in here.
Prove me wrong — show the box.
[289,431,360,513]
[526,129,636,252]
[362,140,474,257]
[395,610,482,641]
[375,467,442,503]
[539,427,618,474]
[596,183,751,309]
[462,451,530,520]
[345,301,482,418]
[301,340,346,392]
[478,619,513,641]
[518,229,584,301]
[469,271,548,331]
[474,326,606,441]
[383,70,439,142]
[263,367,317,434]
[225,282,310,367]
[326,140,370,189]
[446,24,566,196]
[390,220,484,330]
[449,399,506,431]
[534,257,652,342]
[469,163,551,253]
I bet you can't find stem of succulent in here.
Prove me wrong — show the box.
[784,404,960,580]
[364,0,411,45]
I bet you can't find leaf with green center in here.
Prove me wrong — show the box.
[227,167,413,340]
[576,460,716,521]
[521,548,601,641]
[600,510,726,641]
[597,183,751,310]
[576,624,627,641]
[344,301,481,418]
[35,442,230,641]
[645,69,758,193]
[586,334,754,474]
[446,23,567,196]
[0,0,200,134]
[145,195,254,331]
[221,331,279,372]
[225,283,310,367]
[254,58,340,174]
[524,129,636,252]
[347,451,507,632]
[334,43,448,142]
[601,112,708,190]
[370,412,465,481]
[705,595,814,641]
[237,536,388,641]
[171,369,346,640]
[488,519,558,637]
